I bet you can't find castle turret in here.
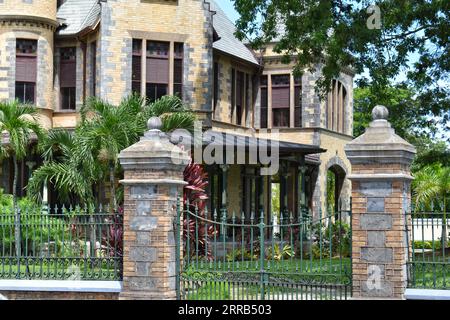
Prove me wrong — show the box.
[0,0,58,128]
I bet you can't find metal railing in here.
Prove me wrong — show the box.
[0,205,123,281]
[406,210,449,289]
[176,203,352,300]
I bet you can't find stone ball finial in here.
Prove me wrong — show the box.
[147,116,162,131]
[372,105,389,121]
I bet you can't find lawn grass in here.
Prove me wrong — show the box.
[181,257,352,300]
[185,257,352,275]
[409,261,449,289]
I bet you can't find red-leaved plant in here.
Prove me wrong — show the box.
[183,160,217,261]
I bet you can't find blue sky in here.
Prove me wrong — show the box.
[217,0,239,23]
[216,0,449,142]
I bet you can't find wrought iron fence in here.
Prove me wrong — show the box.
[406,210,449,289]
[0,205,123,281]
[176,203,352,300]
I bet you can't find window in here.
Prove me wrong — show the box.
[213,62,219,112]
[230,69,250,126]
[236,71,244,125]
[231,68,236,120]
[59,47,76,110]
[326,80,347,133]
[272,75,290,127]
[245,74,250,125]
[131,39,184,101]
[91,41,97,97]
[15,39,37,104]
[146,41,169,103]
[173,42,183,98]
[260,75,268,128]
[132,39,142,95]
[294,77,302,128]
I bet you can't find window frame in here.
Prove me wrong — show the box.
[271,74,291,128]
[59,46,77,111]
[15,39,37,104]
[131,39,184,103]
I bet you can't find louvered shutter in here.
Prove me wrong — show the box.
[146,58,169,84]
[16,56,37,82]
[272,87,290,108]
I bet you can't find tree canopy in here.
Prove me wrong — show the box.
[233,0,449,131]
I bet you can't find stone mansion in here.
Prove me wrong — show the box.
[0,0,354,219]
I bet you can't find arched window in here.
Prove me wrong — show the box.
[326,80,347,133]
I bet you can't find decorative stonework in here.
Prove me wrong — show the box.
[118,117,189,300]
[345,105,416,299]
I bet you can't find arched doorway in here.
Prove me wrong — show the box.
[326,165,346,215]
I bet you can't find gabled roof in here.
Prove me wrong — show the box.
[56,0,100,36]
[208,0,259,66]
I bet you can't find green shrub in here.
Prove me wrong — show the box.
[413,240,442,250]
[266,244,295,261]
[0,195,70,256]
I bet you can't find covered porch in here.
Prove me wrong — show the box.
[200,131,326,224]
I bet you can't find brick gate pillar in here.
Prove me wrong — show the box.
[118,117,190,300]
[345,106,416,299]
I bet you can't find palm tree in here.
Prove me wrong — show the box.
[28,129,102,205]
[0,100,45,256]
[78,95,143,211]
[413,164,450,247]
[138,95,195,134]
[29,94,195,209]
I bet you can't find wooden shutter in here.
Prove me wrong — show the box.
[60,47,76,88]
[146,58,169,84]
[16,56,37,82]
[60,62,76,87]
[272,87,290,108]
[132,57,141,81]
[260,75,268,128]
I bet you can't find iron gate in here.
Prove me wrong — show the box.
[175,202,352,300]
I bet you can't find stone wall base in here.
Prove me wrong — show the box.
[0,291,119,300]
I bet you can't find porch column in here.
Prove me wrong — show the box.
[280,163,288,215]
[220,164,229,209]
[345,106,416,299]
[298,156,307,212]
[118,117,190,300]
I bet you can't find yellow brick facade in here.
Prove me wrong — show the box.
[0,0,355,217]
[98,0,213,111]
[0,0,57,22]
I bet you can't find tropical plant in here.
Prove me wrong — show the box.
[266,244,295,261]
[183,160,209,212]
[28,94,196,209]
[413,164,450,247]
[79,96,143,210]
[101,206,124,274]
[137,95,195,134]
[182,160,217,261]
[0,100,45,256]
[28,129,102,206]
